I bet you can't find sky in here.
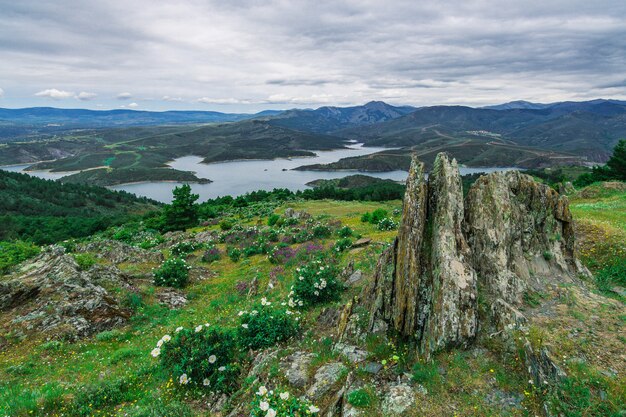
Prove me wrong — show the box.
[0,0,625,113]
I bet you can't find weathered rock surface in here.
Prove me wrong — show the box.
[361,152,587,358]
[381,383,415,415]
[1,246,130,339]
[306,362,347,400]
[76,239,164,265]
[281,351,315,388]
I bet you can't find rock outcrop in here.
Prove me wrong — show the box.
[0,246,130,339]
[362,152,586,358]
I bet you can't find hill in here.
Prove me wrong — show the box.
[0,169,159,243]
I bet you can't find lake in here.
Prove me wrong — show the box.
[1,144,517,203]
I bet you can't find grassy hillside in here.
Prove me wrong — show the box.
[0,169,159,243]
[0,181,623,416]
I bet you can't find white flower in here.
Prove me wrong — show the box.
[314,291,319,296]
[151,348,161,357]
[251,310,258,316]
[218,366,226,372]
[204,323,210,327]
[268,282,274,289]
[279,391,289,400]
[203,378,210,386]
[162,335,171,342]
[309,405,320,413]
[238,311,245,316]
[209,355,217,364]
[179,374,190,385]
[156,339,164,348]
[259,401,270,411]
[265,409,276,417]
[242,324,249,329]
[175,326,183,332]
[320,266,324,271]
[299,276,304,281]
[257,386,268,396]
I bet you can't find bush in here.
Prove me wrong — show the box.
[543,251,553,261]
[153,258,190,288]
[219,219,234,231]
[347,388,373,408]
[155,326,240,393]
[237,302,300,350]
[268,244,296,264]
[251,386,320,417]
[291,260,344,306]
[227,247,241,262]
[333,238,353,253]
[73,253,97,270]
[202,246,221,263]
[267,213,280,226]
[312,224,332,238]
[338,226,353,238]
[377,217,398,231]
[0,241,40,275]
[171,241,200,257]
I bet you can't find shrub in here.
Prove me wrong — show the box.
[542,251,553,261]
[153,258,190,288]
[347,388,373,408]
[377,217,398,231]
[219,219,234,231]
[171,241,200,257]
[312,224,332,238]
[227,247,241,262]
[291,260,343,306]
[333,238,353,253]
[122,292,145,312]
[0,241,40,275]
[267,213,280,226]
[251,386,320,417]
[237,301,300,350]
[155,326,240,393]
[73,253,97,270]
[338,226,353,238]
[202,246,221,263]
[268,245,297,264]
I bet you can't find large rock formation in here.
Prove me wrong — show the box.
[0,246,130,339]
[364,152,586,358]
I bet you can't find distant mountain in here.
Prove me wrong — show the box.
[335,101,626,162]
[267,101,415,134]
[0,107,283,142]
[484,98,626,114]
[483,100,550,110]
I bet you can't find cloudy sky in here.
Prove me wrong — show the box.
[1,0,625,112]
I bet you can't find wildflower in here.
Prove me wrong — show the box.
[218,366,226,372]
[209,355,217,364]
[195,325,203,332]
[179,374,189,385]
[203,378,210,386]
[314,291,319,296]
[156,339,164,348]
[242,323,249,329]
[162,335,171,342]
[279,391,289,400]
[151,348,161,357]
[175,326,183,332]
[259,401,270,411]
[251,310,258,315]
[257,386,268,396]
[309,405,320,413]
[266,409,276,417]
[238,311,245,316]
[204,323,210,327]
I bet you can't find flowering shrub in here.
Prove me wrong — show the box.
[202,245,221,263]
[338,226,354,238]
[227,247,241,262]
[268,245,297,264]
[333,238,353,253]
[154,325,240,393]
[361,208,388,224]
[291,260,343,306]
[251,386,320,417]
[237,301,300,350]
[267,213,280,226]
[312,224,332,238]
[153,258,190,288]
[171,241,200,257]
[377,217,398,231]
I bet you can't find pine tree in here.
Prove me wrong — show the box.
[162,184,199,232]
[606,139,626,180]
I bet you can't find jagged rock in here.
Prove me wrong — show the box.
[381,383,415,415]
[248,349,279,379]
[284,208,311,220]
[333,343,368,363]
[281,351,315,388]
[465,170,587,318]
[156,288,187,309]
[2,246,129,339]
[75,239,164,265]
[318,307,341,328]
[366,154,477,357]
[523,341,567,386]
[345,270,363,286]
[306,362,347,400]
[352,238,371,248]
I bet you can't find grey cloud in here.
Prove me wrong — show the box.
[0,0,625,110]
